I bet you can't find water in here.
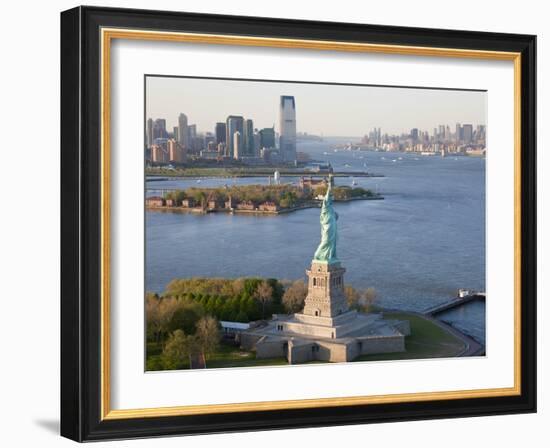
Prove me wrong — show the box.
[145,138,486,339]
[438,301,486,345]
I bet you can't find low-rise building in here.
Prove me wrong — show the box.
[181,198,195,208]
[299,176,327,190]
[165,199,176,207]
[207,199,223,210]
[146,196,164,207]
[236,200,256,211]
[220,321,250,337]
[258,201,279,212]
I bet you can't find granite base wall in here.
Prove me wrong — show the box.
[255,339,287,359]
[357,335,405,356]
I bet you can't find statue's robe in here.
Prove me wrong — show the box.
[313,184,339,264]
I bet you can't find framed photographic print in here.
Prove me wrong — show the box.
[60,6,537,442]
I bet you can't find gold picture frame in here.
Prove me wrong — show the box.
[61,6,536,441]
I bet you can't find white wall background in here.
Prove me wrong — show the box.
[0,0,546,446]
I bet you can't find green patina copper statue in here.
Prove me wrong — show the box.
[313,176,339,264]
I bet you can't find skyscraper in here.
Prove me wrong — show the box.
[445,125,451,141]
[226,115,244,158]
[259,127,276,149]
[215,122,226,145]
[244,119,254,156]
[152,119,167,140]
[455,123,462,143]
[279,96,297,162]
[168,138,185,163]
[233,131,242,160]
[178,113,188,148]
[438,125,445,141]
[476,125,486,142]
[462,124,473,144]
[187,124,197,152]
[146,118,153,147]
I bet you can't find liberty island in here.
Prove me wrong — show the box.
[240,177,410,363]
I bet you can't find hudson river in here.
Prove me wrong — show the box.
[146,139,486,343]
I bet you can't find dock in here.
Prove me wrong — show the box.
[424,293,486,316]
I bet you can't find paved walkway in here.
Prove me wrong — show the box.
[401,311,484,357]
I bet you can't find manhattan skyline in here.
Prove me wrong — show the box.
[146,75,487,137]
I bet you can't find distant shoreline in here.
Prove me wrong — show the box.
[146,168,384,180]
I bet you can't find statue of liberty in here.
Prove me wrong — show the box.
[313,176,339,264]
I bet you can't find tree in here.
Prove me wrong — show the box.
[162,329,192,370]
[362,287,377,312]
[254,280,273,319]
[168,300,204,335]
[235,310,248,323]
[282,280,308,313]
[231,278,246,296]
[146,295,179,345]
[195,316,220,364]
[192,190,207,208]
[145,293,161,342]
[344,285,361,310]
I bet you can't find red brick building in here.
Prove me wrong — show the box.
[258,201,280,212]
[146,196,164,207]
[236,200,256,211]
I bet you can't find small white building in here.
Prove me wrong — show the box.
[220,321,250,336]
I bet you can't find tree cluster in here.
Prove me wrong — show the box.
[146,294,221,370]
[146,277,378,370]
[344,285,377,312]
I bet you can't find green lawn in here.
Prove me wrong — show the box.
[146,341,288,370]
[204,343,288,368]
[353,312,465,362]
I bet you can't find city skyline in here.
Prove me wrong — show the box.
[146,76,486,137]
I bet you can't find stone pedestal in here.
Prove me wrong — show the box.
[302,261,348,318]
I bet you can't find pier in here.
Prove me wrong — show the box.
[424,292,486,316]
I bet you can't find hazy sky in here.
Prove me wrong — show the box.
[146,76,486,137]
